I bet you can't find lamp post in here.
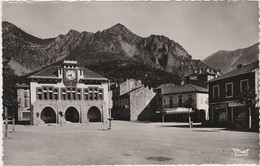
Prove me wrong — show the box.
[4,107,8,138]
[189,108,192,128]
[107,80,113,129]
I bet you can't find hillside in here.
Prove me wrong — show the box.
[203,43,259,73]
[3,21,209,76]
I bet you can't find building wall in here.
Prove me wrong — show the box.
[208,72,255,103]
[208,71,257,130]
[31,100,109,125]
[129,87,156,121]
[255,69,259,108]
[119,79,143,96]
[162,92,208,121]
[196,93,208,110]
[162,93,197,108]
[29,81,110,125]
[196,93,209,120]
[17,88,31,121]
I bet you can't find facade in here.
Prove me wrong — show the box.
[111,79,156,121]
[16,60,111,125]
[184,67,220,88]
[206,61,259,130]
[157,84,208,122]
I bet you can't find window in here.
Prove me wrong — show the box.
[225,82,233,98]
[24,91,29,108]
[89,88,93,100]
[77,89,82,100]
[54,88,59,100]
[169,97,173,108]
[61,88,66,100]
[99,89,103,100]
[178,95,182,107]
[94,88,98,100]
[42,87,48,100]
[37,88,42,100]
[37,86,59,100]
[84,89,89,100]
[240,79,249,93]
[85,87,103,100]
[48,87,53,100]
[72,88,76,100]
[67,88,71,100]
[213,85,219,101]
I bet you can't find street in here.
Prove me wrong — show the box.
[3,121,259,165]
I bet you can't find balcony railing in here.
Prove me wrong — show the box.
[163,104,182,108]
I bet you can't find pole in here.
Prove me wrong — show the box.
[249,107,252,129]
[162,112,164,123]
[5,107,8,138]
[108,80,112,130]
[59,114,62,126]
[189,109,192,128]
[12,117,15,132]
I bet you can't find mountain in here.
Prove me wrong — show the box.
[2,21,209,77]
[203,43,259,73]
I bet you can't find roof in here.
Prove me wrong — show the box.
[155,83,177,90]
[119,86,142,97]
[79,67,108,80]
[15,83,29,88]
[30,66,59,78]
[164,107,194,114]
[162,84,208,95]
[206,61,259,83]
[29,65,108,80]
[184,68,218,78]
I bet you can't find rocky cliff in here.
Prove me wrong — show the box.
[3,21,208,76]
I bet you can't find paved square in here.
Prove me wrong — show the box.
[3,121,259,165]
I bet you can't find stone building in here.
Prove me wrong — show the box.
[111,79,156,121]
[16,60,111,125]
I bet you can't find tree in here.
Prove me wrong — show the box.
[183,97,195,109]
[183,97,195,128]
[237,87,258,130]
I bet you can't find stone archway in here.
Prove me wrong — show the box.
[88,106,101,122]
[65,107,79,123]
[41,107,56,123]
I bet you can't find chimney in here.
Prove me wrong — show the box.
[237,64,243,69]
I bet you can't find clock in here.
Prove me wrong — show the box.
[65,70,76,80]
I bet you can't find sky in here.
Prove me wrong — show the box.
[2,1,259,60]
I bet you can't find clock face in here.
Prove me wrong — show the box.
[65,70,76,80]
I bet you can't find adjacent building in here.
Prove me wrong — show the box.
[111,79,156,121]
[184,67,220,88]
[16,60,111,125]
[157,84,208,122]
[206,61,259,130]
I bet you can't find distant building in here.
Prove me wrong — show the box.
[184,67,220,88]
[111,79,156,121]
[16,60,111,125]
[156,84,208,122]
[206,61,259,130]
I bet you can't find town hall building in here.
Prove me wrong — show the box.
[16,60,111,125]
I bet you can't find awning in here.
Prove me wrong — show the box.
[228,101,245,107]
[163,107,194,114]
